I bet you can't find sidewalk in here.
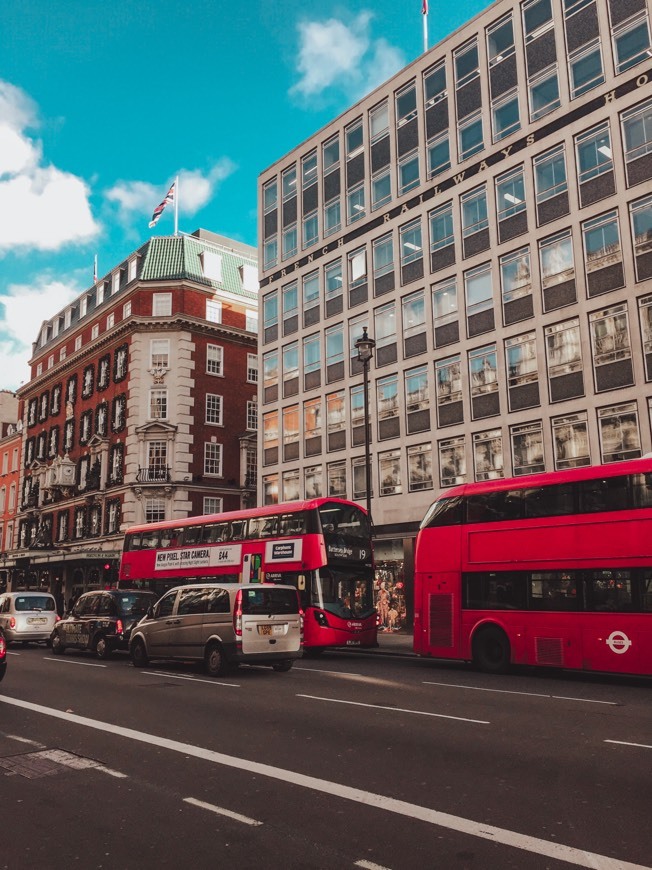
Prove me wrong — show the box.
[372,629,416,656]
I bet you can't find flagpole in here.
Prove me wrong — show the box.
[423,5,428,54]
[93,254,98,284]
[174,175,179,236]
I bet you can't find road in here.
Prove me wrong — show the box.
[0,644,651,870]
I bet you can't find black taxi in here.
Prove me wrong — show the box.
[50,589,157,659]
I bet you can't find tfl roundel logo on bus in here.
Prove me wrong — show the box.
[605,631,632,655]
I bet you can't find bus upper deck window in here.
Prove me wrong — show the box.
[422,496,464,527]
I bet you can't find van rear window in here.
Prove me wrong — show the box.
[242,588,299,615]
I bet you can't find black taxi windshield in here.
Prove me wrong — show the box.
[312,567,375,619]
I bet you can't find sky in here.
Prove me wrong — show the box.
[0,0,489,392]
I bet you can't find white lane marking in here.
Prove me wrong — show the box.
[4,734,45,747]
[0,695,646,870]
[355,861,392,870]
[43,657,107,668]
[294,666,362,677]
[143,670,239,688]
[184,796,262,826]
[605,740,652,750]
[423,681,617,705]
[298,694,489,725]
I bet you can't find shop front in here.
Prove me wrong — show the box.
[373,536,415,634]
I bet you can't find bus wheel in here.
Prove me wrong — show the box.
[205,642,226,677]
[473,626,510,674]
[131,639,149,668]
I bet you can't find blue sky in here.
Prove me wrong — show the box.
[0,0,488,391]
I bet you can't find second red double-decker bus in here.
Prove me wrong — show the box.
[414,457,652,676]
[119,498,377,653]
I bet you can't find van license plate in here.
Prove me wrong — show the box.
[258,625,273,636]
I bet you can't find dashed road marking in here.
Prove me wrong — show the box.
[298,693,490,725]
[183,796,262,826]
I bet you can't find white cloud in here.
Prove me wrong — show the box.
[0,279,79,391]
[290,12,405,102]
[106,159,237,227]
[0,80,99,252]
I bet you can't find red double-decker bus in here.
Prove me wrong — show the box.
[414,457,652,676]
[119,498,377,653]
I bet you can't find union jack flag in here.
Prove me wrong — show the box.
[148,182,176,228]
[422,0,428,12]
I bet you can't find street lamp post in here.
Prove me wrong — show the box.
[355,327,376,523]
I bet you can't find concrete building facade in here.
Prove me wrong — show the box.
[258,0,652,627]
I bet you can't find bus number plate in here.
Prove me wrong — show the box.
[346,640,361,646]
[258,625,273,636]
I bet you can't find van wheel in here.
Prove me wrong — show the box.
[472,626,510,674]
[205,642,227,677]
[131,639,149,668]
[272,660,293,673]
[95,636,111,660]
[51,632,65,655]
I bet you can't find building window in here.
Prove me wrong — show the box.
[246,400,258,431]
[436,354,462,406]
[376,374,399,426]
[473,429,504,481]
[350,383,365,431]
[495,167,525,220]
[348,248,367,288]
[282,165,297,201]
[612,11,651,74]
[545,318,583,378]
[81,365,94,399]
[465,263,493,317]
[323,135,340,173]
[424,61,447,106]
[408,443,434,492]
[487,14,515,66]
[439,436,466,487]
[283,469,301,502]
[345,119,364,159]
[206,300,222,323]
[282,223,298,259]
[621,99,652,165]
[263,178,277,213]
[582,210,621,273]
[283,405,300,453]
[461,186,488,237]
[598,402,641,463]
[302,151,317,189]
[150,339,169,370]
[282,341,299,383]
[630,195,652,271]
[347,184,366,224]
[263,236,278,270]
[522,0,553,43]
[91,324,99,340]
[106,313,115,330]
[405,364,429,413]
[511,421,545,476]
[263,290,278,334]
[569,39,604,99]
[153,293,172,316]
[458,111,483,162]
[59,347,66,361]
[400,220,422,265]
[427,133,451,179]
[302,210,318,249]
[374,301,397,349]
[590,304,631,368]
[432,277,458,327]
[371,170,391,211]
[539,230,575,288]
[352,456,368,502]
[370,100,389,143]
[506,331,538,389]
[247,353,258,383]
[469,344,498,396]
[263,410,279,461]
[639,295,652,372]
[553,412,590,469]
[373,234,394,279]
[303,333,321,376]
[304,397,322,441]
[326,390,346,437]
[402,289,426,341]
[325,259,343,303]
[75,335,82,351]
[204,496,223,515]
[145,498,166,525]
[576,123,612,184]
[324,197,341,235]
[430,202,454,250]
[379,449,402,495]
[398,151,420,196]
[263,350,278,398]
[149,389,168,420]
[492,89,520,142]
[528,65,560,121]
[500,247,532,304]
[327,461,347,497]
[203,344,223,376]
[206,393,223,426]
[282,280,298,329]
[263,474,279,506]
[534,145,567,203]
[204,442,223,476]
[396,82,417,125]
[454,39,479,87]
[246,309,258,332]
[123,301,132,318]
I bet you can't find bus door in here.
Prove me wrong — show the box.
[415,571,460,657]
[242,552,263,583]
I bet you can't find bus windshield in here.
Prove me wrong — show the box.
[318,502,370,539]
[313,566,375,619]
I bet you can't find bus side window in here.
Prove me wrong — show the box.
[261,517,278,537]
[141,531,159,549]
[230,521,245,540]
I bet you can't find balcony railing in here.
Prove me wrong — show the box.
[136,466,171,483]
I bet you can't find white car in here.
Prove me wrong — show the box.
[0,592,60,645]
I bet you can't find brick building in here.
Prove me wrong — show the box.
[9,229,259,604]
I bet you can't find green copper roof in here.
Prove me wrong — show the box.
[140,233,258,300]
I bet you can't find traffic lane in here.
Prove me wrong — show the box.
[0,700,629,870]
[4,654,652,866]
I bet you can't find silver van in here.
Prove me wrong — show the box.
[129,583,303,676]
[0,591,60,644]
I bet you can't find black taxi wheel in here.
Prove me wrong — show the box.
[94,636,112,660]
[51,633,65,655]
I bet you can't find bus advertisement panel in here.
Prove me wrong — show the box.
[414,458,652,676]
[119,498,377,653]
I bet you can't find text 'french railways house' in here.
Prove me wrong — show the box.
[12,229,259,602]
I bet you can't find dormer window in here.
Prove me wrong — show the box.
[128,257,137,282]
[200,251,222,281]
[239,264,259,292]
